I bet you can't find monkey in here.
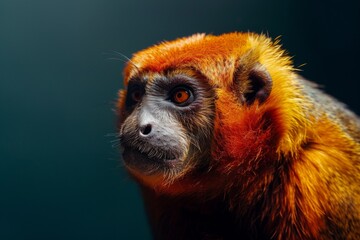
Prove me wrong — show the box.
[116,32,360,239]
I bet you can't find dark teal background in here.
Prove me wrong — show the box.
[0,0,359,239]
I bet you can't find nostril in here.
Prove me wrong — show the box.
[140,124,152,136]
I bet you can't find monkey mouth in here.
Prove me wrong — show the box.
[122,145,180,171]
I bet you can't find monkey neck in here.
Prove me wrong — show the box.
[139,149,332,239]
[140,184,254,239]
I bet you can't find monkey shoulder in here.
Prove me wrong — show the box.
[297,76,360,142]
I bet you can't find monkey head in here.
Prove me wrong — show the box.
[117,33,296,194]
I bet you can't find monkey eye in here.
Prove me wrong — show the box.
[169,86,194,106]
[131,89,143,102]
[126,85,144,109]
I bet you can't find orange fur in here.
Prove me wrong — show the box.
[118,32,360,239]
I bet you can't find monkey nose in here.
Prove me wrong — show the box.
[139,124,152,137]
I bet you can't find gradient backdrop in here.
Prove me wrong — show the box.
[0,0,359,239]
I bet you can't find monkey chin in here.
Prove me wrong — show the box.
[122,147,188,188]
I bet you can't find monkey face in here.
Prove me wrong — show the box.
[117,33,277,189]
[119,70,215,185]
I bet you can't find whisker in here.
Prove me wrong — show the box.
[104,50,140,73]
[105,57,127,62]
[110,138,120,143]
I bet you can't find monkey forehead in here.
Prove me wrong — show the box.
[124,32,251,85]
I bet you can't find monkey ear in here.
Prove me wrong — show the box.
[245,63,272,105]
[234,62,272,105]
